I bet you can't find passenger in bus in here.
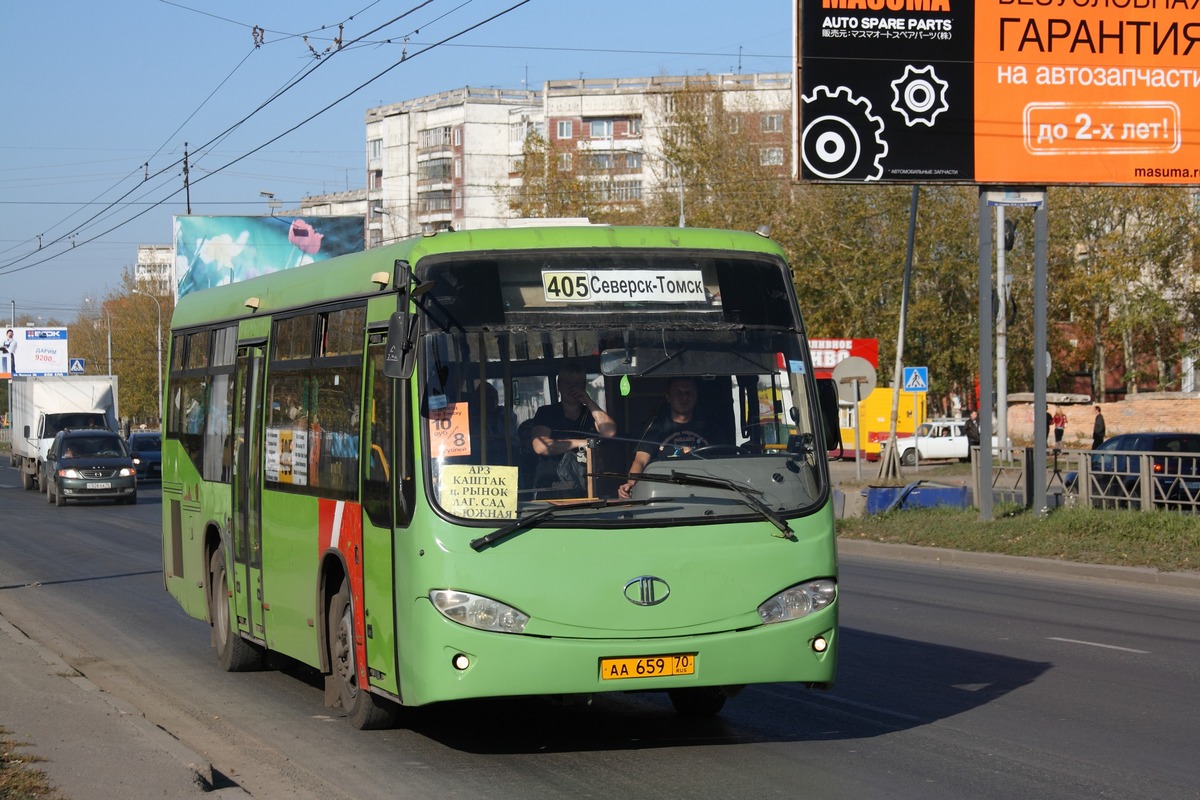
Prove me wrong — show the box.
[471,382,517,462]
[618,377,723,499]
[529,362,616,498]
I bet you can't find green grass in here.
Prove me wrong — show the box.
[838,505,1200,573]
[0,725,64,800]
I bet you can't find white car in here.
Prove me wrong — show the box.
[891,419,973,465]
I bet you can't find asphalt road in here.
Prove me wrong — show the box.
[2,462,1199,800]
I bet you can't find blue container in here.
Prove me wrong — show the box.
[863,482,969,514]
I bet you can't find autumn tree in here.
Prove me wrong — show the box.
[68,268,173,425]
[1049,186,1200,395]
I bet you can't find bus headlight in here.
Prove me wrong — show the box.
[757,579,836,624]
[430,590,530,634]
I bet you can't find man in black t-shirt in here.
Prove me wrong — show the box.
[618,377,720,499]
[529,362,616,497]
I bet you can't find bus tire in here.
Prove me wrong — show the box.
[668,687,728,717]
[209,544,263,672]
[329,580,397,730]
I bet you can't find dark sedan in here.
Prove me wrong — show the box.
[42,429,138,506]
[1066,432,1200,509]
[127,431,162,481]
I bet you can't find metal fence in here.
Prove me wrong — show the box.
[975,447,1200,513]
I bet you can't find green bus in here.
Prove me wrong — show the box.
[162,225,840,728]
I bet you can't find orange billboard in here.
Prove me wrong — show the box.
[797,0,1200,185]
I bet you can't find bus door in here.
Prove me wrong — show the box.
[232,343,266,642]
[359,334,401,696]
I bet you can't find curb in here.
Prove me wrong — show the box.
[837,537,1200,592]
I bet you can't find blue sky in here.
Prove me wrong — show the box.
[0,0,793,324]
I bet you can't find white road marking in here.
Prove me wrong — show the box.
[1047,637,1149,654]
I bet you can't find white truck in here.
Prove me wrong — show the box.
[9,375,120,490]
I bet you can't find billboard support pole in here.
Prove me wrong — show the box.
[977,189,995,521]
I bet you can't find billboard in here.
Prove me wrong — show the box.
[796,0,1200,185]
[173,215,365,299]
[1,327,69,378]
[811,337,880,378]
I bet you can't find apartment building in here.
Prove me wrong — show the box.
[135,244,173,294]
[361,73,791,241]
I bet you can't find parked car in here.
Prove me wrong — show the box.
[1065,432,1200,507]
[884,419,971,465]
[126,431,162,481]
[41,428,138,506]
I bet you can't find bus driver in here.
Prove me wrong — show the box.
[618,377,722,499]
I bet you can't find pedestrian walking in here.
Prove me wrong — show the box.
[1091,405,1106,450]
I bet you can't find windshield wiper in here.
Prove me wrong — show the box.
[470,497,662,551]
[603,469,796,540]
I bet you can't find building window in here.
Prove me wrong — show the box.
[629,117,642,136]
[589,119,614,138]
[610,179,643,202]
[760,147,785,166]
[761,114,784,134]
[509,156,525,173]
[452,126,462,147]
[370,170,382,190]
[369,230,382,248]
[729,115,742,134]
[624,152,642,170]
[556,120,573,139]
[455,192,463,210]
[418,191,452,213]
[419,126,453,149]
[557,152,573,172]
[418,158,453,183]
[588,153,613,170]
[454,159,462,178]
[368,138,382,164]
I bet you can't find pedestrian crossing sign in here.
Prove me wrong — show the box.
[69,358,86,374]
[902,366,928,393]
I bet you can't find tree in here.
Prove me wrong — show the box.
[67,268,173,425]
[1049,186,1199,396]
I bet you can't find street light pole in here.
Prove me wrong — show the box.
[133,290,163,426]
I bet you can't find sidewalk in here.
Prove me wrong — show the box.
[0,612,249,799]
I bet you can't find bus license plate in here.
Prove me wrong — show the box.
[86,482,112,489]
[600,654,695,681]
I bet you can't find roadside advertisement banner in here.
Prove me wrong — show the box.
[1,327,69,378]
[811,337,880,378]
[173,215,365,300]
[796,0,1200,185]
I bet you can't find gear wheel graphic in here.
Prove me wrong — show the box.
[889,65,949,127]
[801,85,888,181]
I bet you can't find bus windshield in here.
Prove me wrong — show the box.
[415,249,826,526]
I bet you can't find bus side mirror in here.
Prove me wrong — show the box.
[382,311,416,380]
[815,378,840,451]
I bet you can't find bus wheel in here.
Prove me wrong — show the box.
[209,544,263,672]
[329,580,397,730]
[668,687,728,717]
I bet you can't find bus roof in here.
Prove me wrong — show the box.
[169,225,786,329]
